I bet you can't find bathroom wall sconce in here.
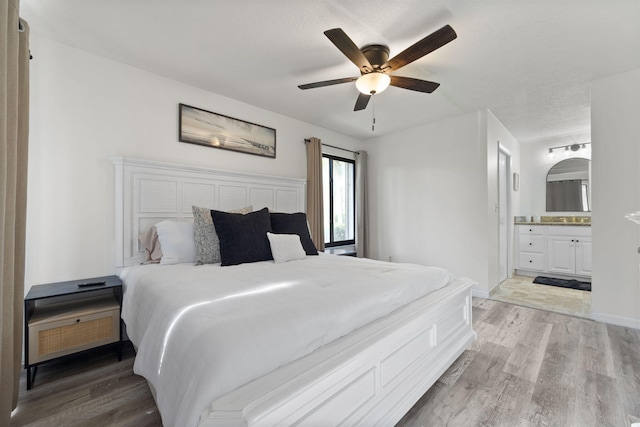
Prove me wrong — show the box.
[547,142,591,158]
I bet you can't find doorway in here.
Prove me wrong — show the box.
[491,141,593,320]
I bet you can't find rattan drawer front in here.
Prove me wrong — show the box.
[29,308,119,364]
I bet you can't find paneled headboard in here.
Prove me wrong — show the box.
[112,157,306,268]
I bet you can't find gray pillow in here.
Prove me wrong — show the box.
[192,205,252,264]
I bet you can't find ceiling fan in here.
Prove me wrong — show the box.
[298,25,457,111]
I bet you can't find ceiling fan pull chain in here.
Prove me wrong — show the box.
[372,96,376,132]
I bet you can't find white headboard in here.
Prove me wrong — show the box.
[112,157,306,268]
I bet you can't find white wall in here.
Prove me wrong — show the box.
[25,35,363,292]
[367,110,518,294]
[519,132,591,218]
[591,68,640,328]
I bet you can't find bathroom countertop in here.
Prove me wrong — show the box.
[514,221,591,226]
[514,215,591,226]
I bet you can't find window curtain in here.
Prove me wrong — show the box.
[1,0,30,422]
[306,137,325,251]
[355,150,368,258]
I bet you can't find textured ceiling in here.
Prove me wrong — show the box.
[20,0,640,142]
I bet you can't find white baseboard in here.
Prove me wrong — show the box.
[590,311,640,330]
[472,286,490,299]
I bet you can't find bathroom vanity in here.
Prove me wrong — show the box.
[515,217,591,279]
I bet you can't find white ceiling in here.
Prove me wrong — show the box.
[20,0,640,142]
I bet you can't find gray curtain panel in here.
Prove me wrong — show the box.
[355,150,368,258]
[1,0,30,422]
[306,137,325,251]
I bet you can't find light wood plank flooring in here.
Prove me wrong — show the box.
[12,299,640,426]
[398,298,640,426]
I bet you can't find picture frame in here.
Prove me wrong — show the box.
[179,103,276,158]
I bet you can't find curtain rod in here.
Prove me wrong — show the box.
[304,139,359,155]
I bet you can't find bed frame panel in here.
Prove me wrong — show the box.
[112,157,476,426]
[112,157,306,268]
[199,277,475,426]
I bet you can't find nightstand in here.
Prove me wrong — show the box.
[24,275,123,390]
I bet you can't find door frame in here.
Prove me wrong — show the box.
[498,145,512,283]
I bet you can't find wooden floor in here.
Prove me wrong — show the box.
[11,299,640,427]
[398,298,640,427]
[11,343,162,427]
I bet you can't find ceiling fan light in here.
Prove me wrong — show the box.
[356,72,391,95]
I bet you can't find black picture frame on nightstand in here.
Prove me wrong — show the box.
[24,275,123,390]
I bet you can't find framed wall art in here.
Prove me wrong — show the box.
[179,103,276,158]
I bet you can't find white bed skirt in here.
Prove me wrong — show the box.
[198,277,476,426]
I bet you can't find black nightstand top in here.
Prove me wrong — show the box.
[25,275,122,301]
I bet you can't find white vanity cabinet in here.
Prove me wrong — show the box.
[546,227,592,277]
[515,224,591,279]
[516,225,545,271]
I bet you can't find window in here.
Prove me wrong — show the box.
[322,154,355,247]
[581,182,590,212]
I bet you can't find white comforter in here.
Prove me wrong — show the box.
[120,254,455,427]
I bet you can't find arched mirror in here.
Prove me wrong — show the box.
[546,158,591,212]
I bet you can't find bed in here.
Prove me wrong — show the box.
[112,157,476,427]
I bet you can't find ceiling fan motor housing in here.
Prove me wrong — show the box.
[360,44,390,71]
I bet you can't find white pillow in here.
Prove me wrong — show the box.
[155,220,197,265]
[267,232,306,264]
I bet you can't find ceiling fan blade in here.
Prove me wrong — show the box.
[382,25,457,72]
[324,28,373,73]
[354,93,371,111]
[298,77,358,90]
[390,76,440,93]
